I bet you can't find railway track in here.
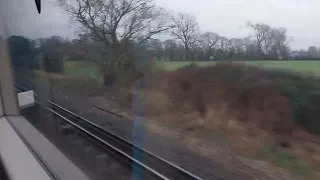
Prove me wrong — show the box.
[15,84,204,180]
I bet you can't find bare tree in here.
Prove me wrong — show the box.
[171,13,199,61]
[247,22,271,56]
[217,36,229,50]
[163,39,178,61]
[145,38,163,59]
[268,27,292,59]
[232,38,245,55]
[198,32,219,60]
[198,32,220,49]
[189,40,204,61]
[58,0,172,84]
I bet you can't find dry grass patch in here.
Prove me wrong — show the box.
[142,90,170,116]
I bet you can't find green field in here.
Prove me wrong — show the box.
[159,61,320,75]
[64,60,320,81]
[64,61,103,83]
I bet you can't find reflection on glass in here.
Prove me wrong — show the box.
[1,0,320,179]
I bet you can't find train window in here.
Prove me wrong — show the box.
[1,0,320,180]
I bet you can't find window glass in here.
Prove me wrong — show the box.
[1,0,320,180]
[0,23,4,117]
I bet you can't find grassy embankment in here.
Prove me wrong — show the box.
[60,60,320,179]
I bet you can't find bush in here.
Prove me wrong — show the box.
[44,57,64,73]
[144,62,320,136]
[266,69,320,134]
[165,62,293,136]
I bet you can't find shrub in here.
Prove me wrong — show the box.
[45,57,64,73]
[145,62,320,136]
[165,62,293,136]
[266,69,320,134]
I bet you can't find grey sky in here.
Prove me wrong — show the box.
[1,0,76,39]
[1,0,320,49]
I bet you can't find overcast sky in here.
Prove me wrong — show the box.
[1,0,320,50]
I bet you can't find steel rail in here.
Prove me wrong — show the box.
[16,84,203,180]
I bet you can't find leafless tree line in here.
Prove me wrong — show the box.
[139,18,293,61]
[57,0,293,60]
[52,0,297,84]
[291,45,320,60]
